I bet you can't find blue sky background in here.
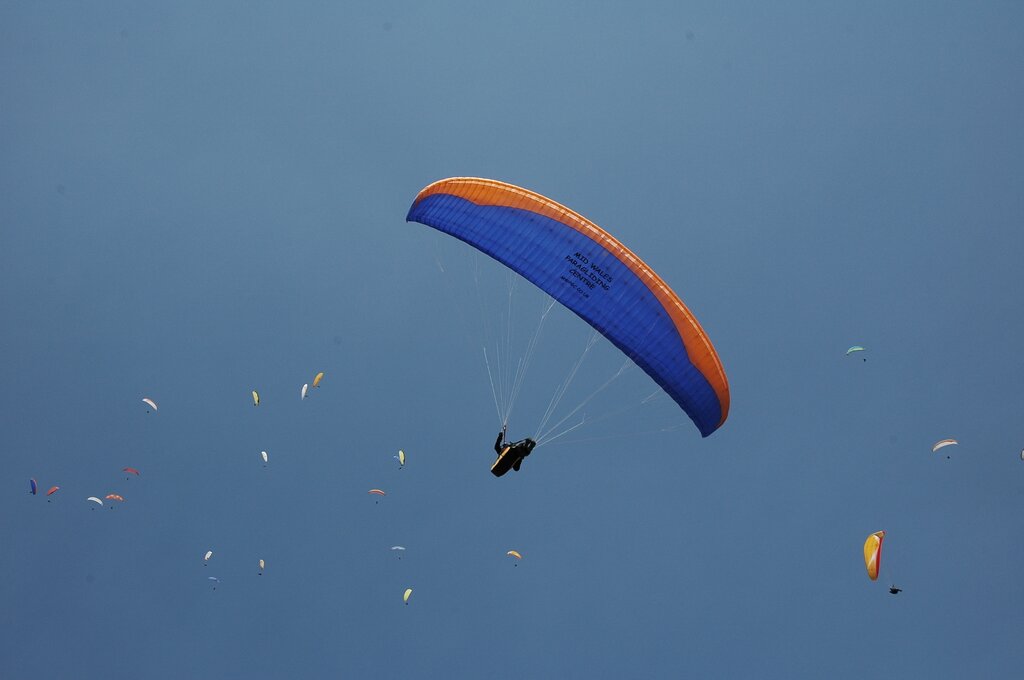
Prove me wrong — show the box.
[2,2,1023,678]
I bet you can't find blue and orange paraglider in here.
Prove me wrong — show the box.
[407,178,729,437]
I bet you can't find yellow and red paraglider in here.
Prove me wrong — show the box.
[863,531,885,581]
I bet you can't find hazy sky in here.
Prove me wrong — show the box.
[2,2,1023,678]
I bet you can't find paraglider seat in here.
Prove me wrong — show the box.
[491,447,517,477]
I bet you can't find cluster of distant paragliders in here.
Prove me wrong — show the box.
[200,550,267,589]
[30,369,523,604]
[28,467,137,507]
[29,395,156,506]
[848,345,990,596]
[225,377,522,600]
[858,435,985,594]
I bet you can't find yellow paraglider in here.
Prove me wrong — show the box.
[398,450,406,467]
[863,531,885,581]
[313,371,324,388]
[403,588,413,605]
[252,390,260,406]
[507,550,522,560]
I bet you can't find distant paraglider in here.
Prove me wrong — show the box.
[403,588,413,605]
[142,397,158,412]
[864,530,885,581]
[391,546,406,559]
[369,489,385,504]
[889,585,903,595]
[933,438,958,459]
[204,550,213,565]
[258,559,265,575]
[46,485,60,497]
[87,496,103,507]
[123,467,140,478]
[846,346,866,361]
[313,371,324,388]
[261,450,269,466]
[29,478,37,495]
[301,383,309,400]
[208,576,219,590]
[396,450,406,468]
[507,550,522,565]
[105,494,125,502]
[252,390,260,406]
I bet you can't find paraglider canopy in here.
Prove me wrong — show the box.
[846,346,867,361]
[252,390,260,406]
[142,397,158,411]
[932,439,958,453]
[407,177,730,437]
[313,371,324,388]
[863,530,885,581]
[46,485,60,496]
[30,478,37,495]
[403,588,413,604]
